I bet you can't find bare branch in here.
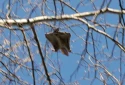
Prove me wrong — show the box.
[0,8,125,27]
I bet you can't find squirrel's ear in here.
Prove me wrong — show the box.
[45,33,59,52]
[54,28,59,33]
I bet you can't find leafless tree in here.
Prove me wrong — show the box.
[0,0,125,85]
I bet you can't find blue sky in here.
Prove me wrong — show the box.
[0,0,125,85]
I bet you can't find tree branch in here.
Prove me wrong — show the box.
[30,24,51,85]
[0,8,125,27]
[72,17,125,52]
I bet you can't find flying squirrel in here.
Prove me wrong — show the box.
[45,29,71,56]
